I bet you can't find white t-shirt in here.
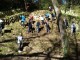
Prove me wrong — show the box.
[40,16,44,21]
[17,36,23,43]
[71,23,76,32]
[34,15,39,21]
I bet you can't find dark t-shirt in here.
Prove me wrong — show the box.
[28,21,32,28]
[36,22,40,26]
[73,25,76,33]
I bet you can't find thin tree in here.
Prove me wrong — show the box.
[51,0,69,58]
[24,0,27,11]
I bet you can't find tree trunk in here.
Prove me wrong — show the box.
[51,0,69,58]
[51,0,61,32]
[24,0,26,10]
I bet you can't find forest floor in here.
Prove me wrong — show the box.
[0,10,80,60]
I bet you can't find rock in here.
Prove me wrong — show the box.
[23,46,32,53]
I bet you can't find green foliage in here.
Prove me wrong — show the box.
[0,9,23,18]
[40,0,52,9]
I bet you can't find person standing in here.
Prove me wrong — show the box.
[51,13,55,21]
[45,12,50,21]
[63,18,68,29]
[40,15,44,25]
[71,21,76,35]
[29,14,34,23]
[36,20,40,33]
[20,15,26,26]
[28,20,32,33]
[45,20,50,33]
[0,19,4,35]
[17,33,23,53]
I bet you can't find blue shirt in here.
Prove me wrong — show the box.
[45,13,50,18]
[20,15,25,22]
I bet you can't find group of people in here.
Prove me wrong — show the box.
[27,14,52,33]
[15,6,77,53]
[17,6,55,53]
[0,6,78,54]
[20,13,55,34]
[63,17,77,35]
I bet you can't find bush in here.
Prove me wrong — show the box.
[39,0,52,10]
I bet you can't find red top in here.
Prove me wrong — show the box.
[29,15,33,20]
